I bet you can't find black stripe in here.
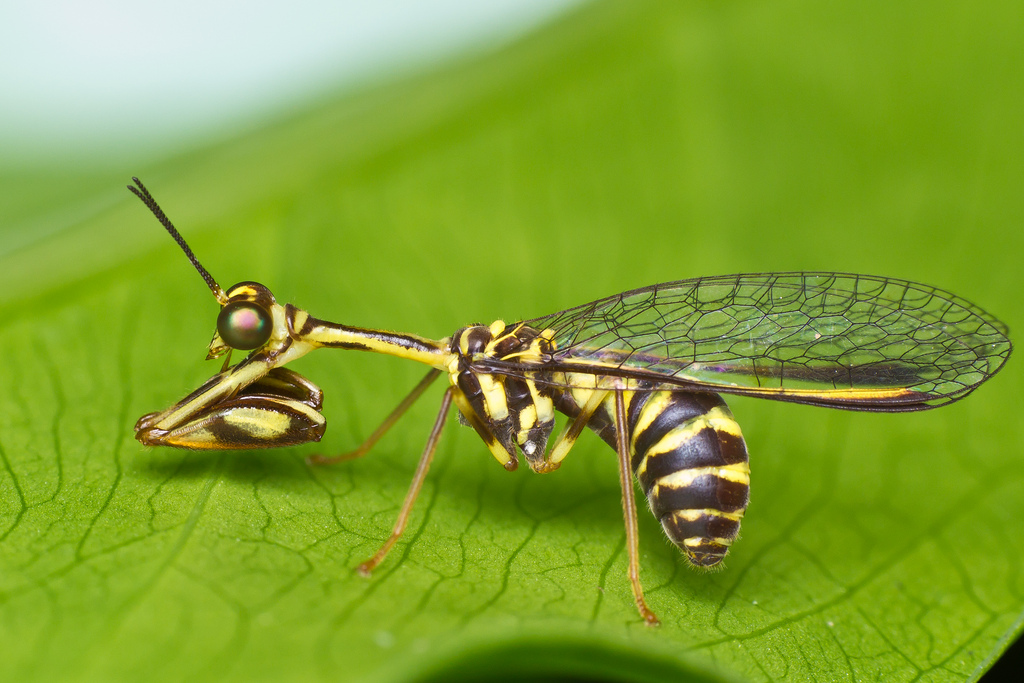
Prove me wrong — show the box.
[651,474,749,515]
[287,304,316,337]
[627,390,651,432]
[456,370,485,412]
[660,512,740,545]
[503,376,532,409]
[587,404,616,449]
[716,430,749,466]
[320,340,373,351]
[550,389,580,418]
[626,392,653,470]
[461,326,492,354]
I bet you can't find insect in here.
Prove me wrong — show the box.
[129,178,1011,626]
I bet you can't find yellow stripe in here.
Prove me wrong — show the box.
[167,428,218,446]
[730,385,915,400]
[566,372,603,391]
[303,322,449,367]
[222,407,293,439]
[517,404,537,433]
[552,358,920,401]
[478,373,509,420]
[636,453,648,480]
[499,336,550,363]
[655,462,750,490]
[705,408,743,438]
[645,406,741,458]
[682,536,734,548]
[630,392,674,452]
[291,308,310,333]
[673,508,744,522]
[229,284,261,297]
[526,378,554,424]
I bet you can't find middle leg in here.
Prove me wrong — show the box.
[614,390,660,626]
[358,386,453,575]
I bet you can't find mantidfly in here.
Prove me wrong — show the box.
[130,178,1011,625]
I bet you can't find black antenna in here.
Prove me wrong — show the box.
[128,177,227,303]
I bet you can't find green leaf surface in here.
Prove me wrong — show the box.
[2,1,1023,681]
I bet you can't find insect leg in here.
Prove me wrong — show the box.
[615,390,660,627]
[309,369,442,465]
[538,389,609,472]
[358,386,453,576]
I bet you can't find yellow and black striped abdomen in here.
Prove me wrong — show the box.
[628,391,750,567]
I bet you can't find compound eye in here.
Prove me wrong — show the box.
[217,301,272,350]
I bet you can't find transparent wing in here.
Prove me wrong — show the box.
[505,272,1011,411]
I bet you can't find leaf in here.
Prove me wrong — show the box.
[1,1,1023,681]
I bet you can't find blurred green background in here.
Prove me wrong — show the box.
[1,1,1022,681]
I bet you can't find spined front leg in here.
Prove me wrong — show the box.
[136,367,326,449]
